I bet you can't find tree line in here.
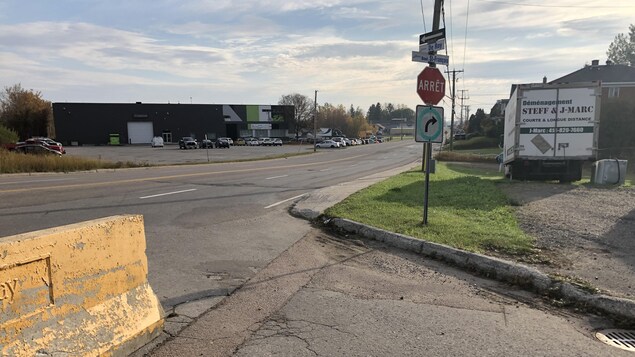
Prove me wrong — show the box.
[279,93,415,139]
[0,85,416,145]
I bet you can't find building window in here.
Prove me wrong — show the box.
[608,87,620,98]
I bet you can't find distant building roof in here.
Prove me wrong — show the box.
[550,60,635,85]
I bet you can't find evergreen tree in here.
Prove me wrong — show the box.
[607,24,635,65]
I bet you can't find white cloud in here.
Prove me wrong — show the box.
[1,0,634,113]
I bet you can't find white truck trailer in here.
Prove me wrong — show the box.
[503,82,601,182]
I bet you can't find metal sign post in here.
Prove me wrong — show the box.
[414,0,445,225]
[423,140,433,224]
[415,105,444,225]
[205,134,210,163]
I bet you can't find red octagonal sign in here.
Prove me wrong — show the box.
[417,67,446,105]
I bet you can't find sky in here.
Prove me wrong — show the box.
[1,0,634,121]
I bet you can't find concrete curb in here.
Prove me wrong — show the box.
[288,157,635,323]
[326,218,635,322]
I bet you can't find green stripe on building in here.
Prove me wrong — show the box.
[246,105,260,122]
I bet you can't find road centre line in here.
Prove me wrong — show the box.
[265,175,289,180]
[319,168,332,172]
[264,193,308,209]
[139,189,197,199]
[0,154,367,194]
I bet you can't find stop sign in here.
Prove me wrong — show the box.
[417,67,446,105]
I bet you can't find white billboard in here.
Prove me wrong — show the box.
[518,86,597,158]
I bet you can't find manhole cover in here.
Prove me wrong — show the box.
[595,329,635,351]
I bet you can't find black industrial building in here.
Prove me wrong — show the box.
[51,102,295,145]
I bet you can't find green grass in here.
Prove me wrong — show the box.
[437,136,501,163]
[325,162,533,255]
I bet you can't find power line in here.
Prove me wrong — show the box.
[420,0,427,32]
[445,0,454,61]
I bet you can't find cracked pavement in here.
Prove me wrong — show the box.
[149,229,628,356]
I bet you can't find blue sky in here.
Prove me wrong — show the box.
[1,0,634,120]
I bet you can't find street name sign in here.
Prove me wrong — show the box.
[415,105,444,143]
[419,39,445,52]
[411,52,449,65]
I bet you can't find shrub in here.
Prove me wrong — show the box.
[0,124,19,144]
[446,136,499,150]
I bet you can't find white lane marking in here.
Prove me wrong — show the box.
[319,168,332,172]
[139,189,197,199]
[264,193,308,209]
[265,175,289,180]
[0,178,76,185]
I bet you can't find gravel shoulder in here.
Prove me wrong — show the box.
[497,180,635,300]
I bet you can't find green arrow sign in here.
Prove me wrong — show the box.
[415,105,444,143]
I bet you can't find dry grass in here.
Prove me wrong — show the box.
[436,150,498,163]
[0,150,145,174]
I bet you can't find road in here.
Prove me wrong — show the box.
[0,140,423,308]
[2,141,629,356]
[150,229,628,357]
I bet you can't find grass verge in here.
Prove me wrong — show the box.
[325,162,533,255]
[0,149,314,174]
[436,150,498,163]
[0,150,146,173]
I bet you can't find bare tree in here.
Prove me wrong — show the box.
[278,93,314,138]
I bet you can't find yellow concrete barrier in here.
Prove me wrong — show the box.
[0,215,164,356]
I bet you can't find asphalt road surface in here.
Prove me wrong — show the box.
[0,140,422,308]
[2,141,629,356]
[151,230,629,357]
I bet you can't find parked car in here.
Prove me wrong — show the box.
[25,137,66,154]
[331,137,346,147]
[199,139,214,148]
[272,138,283,146]
[151,136,164,147]
[259,137,273,146]
[179,137,198,149]
[14,143,63,156]
[316,140,340,148]
[234,138,246,146]
[215,138,230,148]
[217,137,233,146]
[246,138,260,146]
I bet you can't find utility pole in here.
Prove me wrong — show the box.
[423,0,443,170]
[465,105,471,129]
[313,90,318,152]
[446,68,463,151]
[458,89,469,127]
